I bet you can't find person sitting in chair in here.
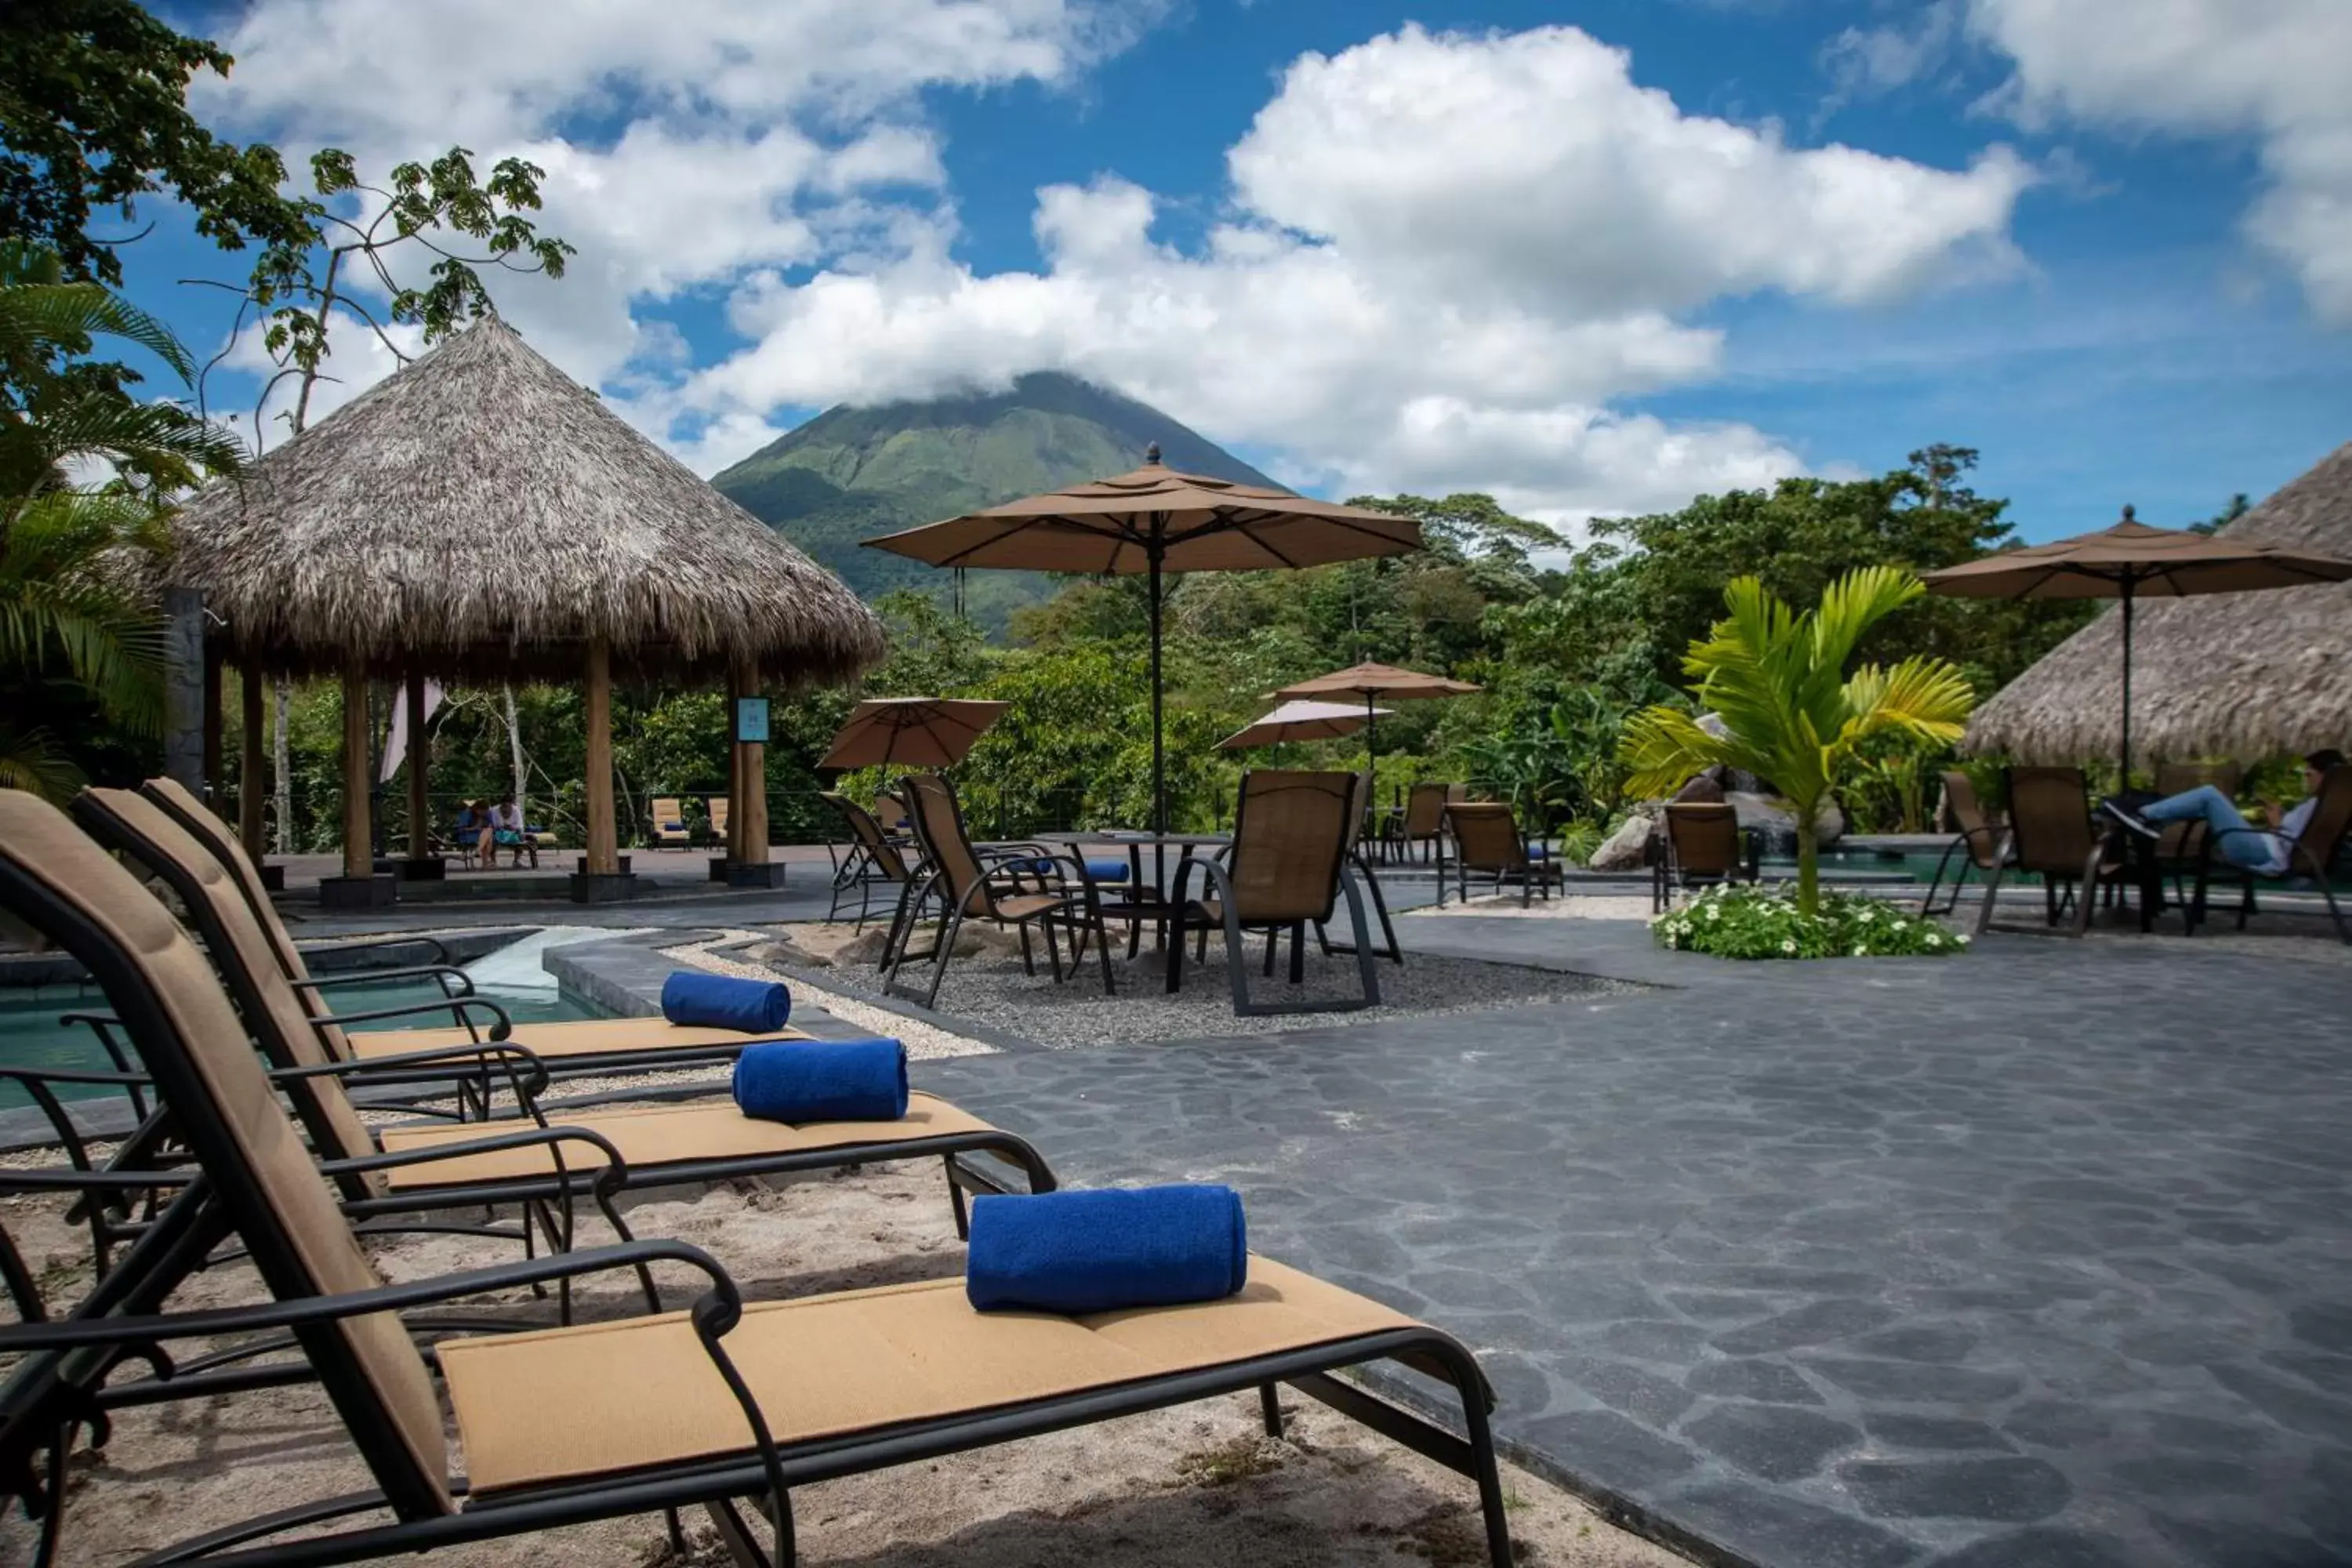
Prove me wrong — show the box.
[488,792,537,869]
[452,800,489,865]
[2103,750,2343,875]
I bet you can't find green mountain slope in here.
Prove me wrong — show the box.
[710,372,1281,630]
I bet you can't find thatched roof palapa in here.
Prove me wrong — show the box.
[169,316,884,685]
[1965,441,2352,762]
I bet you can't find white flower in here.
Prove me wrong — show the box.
[1926,935,1943,947]
[1780,938,1797,954]
[1705,906,1721,921]
[1853,946,1868,956]
[1857,909,1875,924]
[1956,933,1971,945]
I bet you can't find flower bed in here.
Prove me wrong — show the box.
[1653,884,1967,960]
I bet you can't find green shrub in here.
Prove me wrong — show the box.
[1653,884,1968,960]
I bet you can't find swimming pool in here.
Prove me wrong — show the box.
[0,977,610,1112]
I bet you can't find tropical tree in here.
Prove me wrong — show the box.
[1619,566,1976,916]
[0,239,240,795]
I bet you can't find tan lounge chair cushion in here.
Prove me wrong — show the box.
[441,1256,1414,1495]
[373,1092,993,1188]
[347,1016,808,1062]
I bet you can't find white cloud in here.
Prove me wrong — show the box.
[1969,0,2352,324]
[677,24,2028,525]
[1820,1,1962,105]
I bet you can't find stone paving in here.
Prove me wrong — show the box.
[910,918,2352,1568]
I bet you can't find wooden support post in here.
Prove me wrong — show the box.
[239,667,267,858]
[340,662,371,879]
[724,666,745,862]
[737,659,768,865]
[405,672,430,861]
[201,645,225,817]
[584,639,618,875]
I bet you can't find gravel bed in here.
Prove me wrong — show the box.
[804,939,1648,1050]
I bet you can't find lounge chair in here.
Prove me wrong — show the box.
[1441,801,1561,908]
[818,790,917,931]
[706,795,731,851]
[2187,762,2352,944]
[12,791,1058,1247]
[883,773,1114,1008]
[131,779,803,1084]
[1653,803,1756,913]
[1971,767,2124,937]
[0,787,1512,1568]
[1919,770,2011,917]
[648,797,691,851]
[1167,771,1382,1015]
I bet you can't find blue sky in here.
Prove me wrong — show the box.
[126,0,2351,544]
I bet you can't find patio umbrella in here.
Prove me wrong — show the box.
[1218,698,1393,751]
[863,447,1423,829]
[1274,661,1482,778]
[819,697,1010,771]
[1921,506,2352,778]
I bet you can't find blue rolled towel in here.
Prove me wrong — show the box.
[732,1038,907,1123]
[661,971,791,1033]
[1083,858,1131,883]
[966,1185,1248,1315]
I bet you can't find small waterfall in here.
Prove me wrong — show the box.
[463,927,653,991]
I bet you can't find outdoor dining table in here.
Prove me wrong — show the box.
[1064,830,1232,954]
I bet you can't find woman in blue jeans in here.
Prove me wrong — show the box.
[2103,749,2342,873]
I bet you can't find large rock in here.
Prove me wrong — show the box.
[746,935,828,969]
[1723,791,1845,849]
[833,927,892,966]
[1590,814,1656,871]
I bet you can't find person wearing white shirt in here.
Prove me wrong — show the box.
[487,794,536,869]
[2103,750,2341,876]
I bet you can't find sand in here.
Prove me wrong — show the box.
[0,1152,1687,1568]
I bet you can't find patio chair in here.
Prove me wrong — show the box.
[132,779,814,1086]
[1971,767,2124,937]
[1316,771,1404,964]
[1442,801,1562,909]
[1386,782,1452,869]
[873,789,911,833]
[1919,771,2011,916]
[1167,771,1382,1015]
[20,790,1060,1249]
[883,772,1115,1009]
[0,807,1512,1568]
[706,795,731,851]
[1652,803,1756,913]
[2187,763,2352,945]
[818,790,918,931]
[2146,761,2243,905]
[648,797,691,851]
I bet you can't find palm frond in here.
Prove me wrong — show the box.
[1621,706,1735,799]
[0,726,89,802]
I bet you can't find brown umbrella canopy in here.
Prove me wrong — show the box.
[820,698,1010,771]
[1218,699,1392,751]
[1276,661,1482,774]
[864,447,1425,830]
[1924,506,2352,775]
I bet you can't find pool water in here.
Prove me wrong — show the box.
[0,977,608,1112]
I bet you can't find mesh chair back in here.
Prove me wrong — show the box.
[1402,782,1449,837]
[2296,765,2352,864]
[820,792,909,883]
[1226,771,1356,924]
[0,791,452,1515]
[2003,767,2098,875]
[709,798,731,835]
[2155,761,2244,799]
[902,773,993,916]
[1664,803,1742,875]
[650,797,687,839]
[1446,802,1525,873]
[875,790,909,826]
[1341,771,1371,858]
[1942,771,2004,871]
[141,776,312,983]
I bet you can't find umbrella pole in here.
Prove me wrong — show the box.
[2120,579,2135,786]
[1149,544,1166,834]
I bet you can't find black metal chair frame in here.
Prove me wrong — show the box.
[0,840,1512,1568]
[1971,768,2121,938]
[818,791,918,929]
[1316,774,1405,964]
[882,775,1116,1010]
[2185,766,2352,946]
[1166,773,1383,1016]
[1437,802,1561,909]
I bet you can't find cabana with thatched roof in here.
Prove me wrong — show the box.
[1965,441,2352,765]
[169,315,883,905]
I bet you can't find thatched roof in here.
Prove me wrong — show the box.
[1965,440,2352,762]
[168,316,884,684]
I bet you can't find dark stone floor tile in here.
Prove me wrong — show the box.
[1712,1298,1901,1356]
[1563,1357,1697,1426]
[2002,1400,2117,1450]
[2150,1514,2338,1568]
[1862,1413,2015,1452]
[1682,1403,1860,1481]
[2288,1302,2352,1352]
[1922,1527,2140,1567]
[1685,1357,1824,1406]
[1600,1319,1715,1361]
[1663,1290,1777,1321]
[2107,1454,2256,1495]
[1841,1457,2072,1522]
[1666,1484,1924,1568]
[2209,1363,2352,1442]
[1851,1325,1980,1364]
[1798,1356,2026,1404]
[1514,1409,1696,1493]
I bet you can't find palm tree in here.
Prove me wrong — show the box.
[1,240,243,796]
[1621,566,1975,916]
